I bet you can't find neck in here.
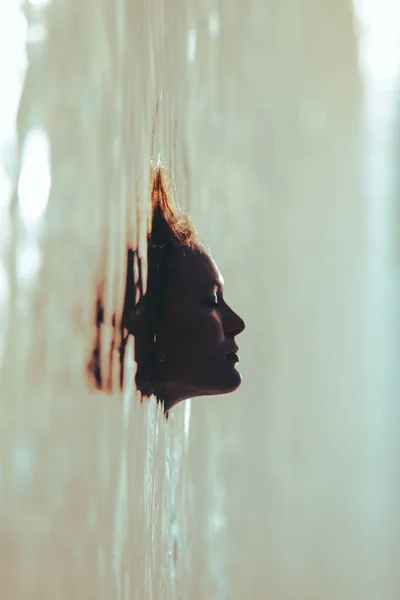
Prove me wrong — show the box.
[153,382,194,413]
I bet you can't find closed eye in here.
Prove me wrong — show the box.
[206,292,222,308]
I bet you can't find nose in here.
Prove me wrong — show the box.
[224,304,245,337]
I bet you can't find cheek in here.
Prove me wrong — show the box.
[163,309,224,356]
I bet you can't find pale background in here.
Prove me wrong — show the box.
[0,0,399,598]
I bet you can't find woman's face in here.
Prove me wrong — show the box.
[154,247,246,410]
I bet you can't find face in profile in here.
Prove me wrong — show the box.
[87,167,245,413]
[151,246,246,411]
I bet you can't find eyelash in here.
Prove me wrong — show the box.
[207,293,221,308]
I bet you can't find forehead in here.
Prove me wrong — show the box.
[168,247,224,290]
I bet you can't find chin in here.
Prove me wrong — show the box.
[161,368,243,411]
[226,369,243,391]
[211,367,243,395]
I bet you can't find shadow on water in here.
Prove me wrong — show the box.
[86,169,172,416]
[86,248,145,395]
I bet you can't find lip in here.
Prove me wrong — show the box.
[227,345,239,354]
[226,352,239,363]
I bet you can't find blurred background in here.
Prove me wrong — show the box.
[0,0,399,598]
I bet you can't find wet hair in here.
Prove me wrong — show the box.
[123,167,199,402]
[87,167,199,406]
[148,167,198,249]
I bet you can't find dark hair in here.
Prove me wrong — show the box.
[87,167,198,404]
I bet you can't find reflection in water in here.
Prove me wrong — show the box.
[18,128,51,226]
[16,129,50,290]
[355,0,400,259]
[354,0,400,84]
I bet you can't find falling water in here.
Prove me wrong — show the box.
[0,0,399,599]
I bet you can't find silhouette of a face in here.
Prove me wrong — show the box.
[152,246,245,411]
